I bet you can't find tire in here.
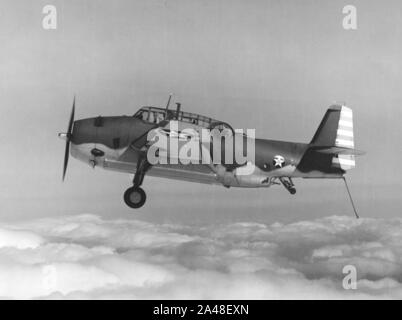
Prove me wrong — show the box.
[123,187,146,209]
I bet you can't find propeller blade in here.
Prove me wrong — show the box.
[68,96,75,136]
[62,97,76,181]
[62,138,70,181]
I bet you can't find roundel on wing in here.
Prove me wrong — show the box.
[273,155,285,168]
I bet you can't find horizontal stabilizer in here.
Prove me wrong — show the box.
[310,146,365,156]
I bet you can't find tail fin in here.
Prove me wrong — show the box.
[310,105,356,170]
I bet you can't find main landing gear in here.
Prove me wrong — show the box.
[123,156,150,209]
[124,186,146,209]
[279,177,296,195]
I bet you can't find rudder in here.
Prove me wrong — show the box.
[310,105,355,170]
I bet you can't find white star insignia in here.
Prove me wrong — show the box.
[273,155,285,168]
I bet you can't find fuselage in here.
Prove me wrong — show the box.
[69,108,343,188]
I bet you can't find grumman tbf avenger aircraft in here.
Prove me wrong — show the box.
[59,96,364,217]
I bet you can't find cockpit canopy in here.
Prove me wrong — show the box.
[133,106,222,128]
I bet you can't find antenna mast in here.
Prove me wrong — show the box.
[342,177,360,219]
[165,94,172,110]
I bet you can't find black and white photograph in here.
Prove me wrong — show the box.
[0,0,402,305]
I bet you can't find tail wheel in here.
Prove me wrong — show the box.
[123,187,146,209]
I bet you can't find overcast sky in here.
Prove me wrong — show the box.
[0,0,401,225]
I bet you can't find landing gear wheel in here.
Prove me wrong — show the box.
[123,187,146,209]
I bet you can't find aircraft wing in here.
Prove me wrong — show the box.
[105,143,219,185]
[148,163,219,185]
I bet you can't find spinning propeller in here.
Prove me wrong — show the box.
[58,97,75,181]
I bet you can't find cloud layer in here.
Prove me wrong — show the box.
[0,214,402,299]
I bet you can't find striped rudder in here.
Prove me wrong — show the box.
[336,106,354,148]
[332,154,355,170]
[310,104,356,171]
[333,106,355,170]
